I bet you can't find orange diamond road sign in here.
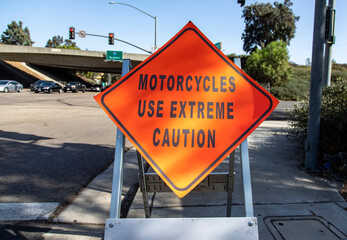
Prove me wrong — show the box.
[94,21,279,198]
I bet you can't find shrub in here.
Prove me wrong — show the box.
[287,78,347,175]
[271,81,307,100]
[290,65,311,82]
[271,64,310,100]
[331,70,347,83]
[245,40,290,87]
[319,77,347,154]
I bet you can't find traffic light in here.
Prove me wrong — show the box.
[108,33,114,45]
[238,0,245,7]
[69,27,75,40]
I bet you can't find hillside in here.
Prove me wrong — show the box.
[271,63,347,100]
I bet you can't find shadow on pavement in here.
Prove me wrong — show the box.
[0,130,52,143]
[0,222,50,240]
[0,130,114,204]
[0,221,104,240]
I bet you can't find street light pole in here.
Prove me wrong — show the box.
[109,1,157,52]
[154,16,157,51]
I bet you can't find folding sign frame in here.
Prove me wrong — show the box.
[104,59,259,240]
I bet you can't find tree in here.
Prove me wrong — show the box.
[1,20,34,46]
[45,35,64,48]
[245,40,290,87]
[58,39,80,50]
[45,36,80,50]
[241,0,299,53]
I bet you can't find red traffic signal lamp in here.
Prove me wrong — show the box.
[108,33,114,45]
[69,27,75,39]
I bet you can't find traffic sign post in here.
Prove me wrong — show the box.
[78,31,86,38]
[109,59,131,219]
[96,21,278,240]
[95,21,278,198]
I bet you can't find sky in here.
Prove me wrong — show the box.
[0,0,346,65]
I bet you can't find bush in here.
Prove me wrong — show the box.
[331,70,347,83]
[272,63,346,101]
[245,40,290,87]
[271,65,310,100]
[287,78,347,176]
[271,79,308,100]
[320,77,347,154]
[290,65,311,82]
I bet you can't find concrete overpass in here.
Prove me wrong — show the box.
[0,45,150,74]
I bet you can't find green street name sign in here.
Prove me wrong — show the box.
[106,50,123,61]
[214,42,222,50]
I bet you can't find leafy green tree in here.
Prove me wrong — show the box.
[101,73,121,84]
[58,39,80,50]
[79,71,94,79]
[245,40,290,87]
[241,0,299,53]
[1,20,34,46]
[45,35,64,48]
[45,35,79,49]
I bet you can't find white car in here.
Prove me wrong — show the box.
[0,80,23,93]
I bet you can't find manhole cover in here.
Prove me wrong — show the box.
[264,216,346,240]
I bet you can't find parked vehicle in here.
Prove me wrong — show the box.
[63,82,86,93]
[90,84,103,92]
[0,80,23,93]
[35,81,62,93]
[30,80,48,91]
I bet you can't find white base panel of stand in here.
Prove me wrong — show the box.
[104,217,258,240]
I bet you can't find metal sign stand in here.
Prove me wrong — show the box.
[104,59,259,240]
[136,150,235,218]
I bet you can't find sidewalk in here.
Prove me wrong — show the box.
[126,121,346,239]
[1,120,346,239]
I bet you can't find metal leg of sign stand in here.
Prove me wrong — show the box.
[107,59,131,219]
[227,150,235,217]
[137,145,251,219]
[240,139,254,218]
[232,58,255,218]
[137,151,151,218]
[105,144,258,240]
[109,129,124,219]
[138,151,235,218]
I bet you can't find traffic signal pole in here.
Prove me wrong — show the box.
[305,0,326,171]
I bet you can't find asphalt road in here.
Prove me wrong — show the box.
[0,90,120,204]
[268,100,297,120]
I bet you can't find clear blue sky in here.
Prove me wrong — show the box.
[1,0,346,64]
